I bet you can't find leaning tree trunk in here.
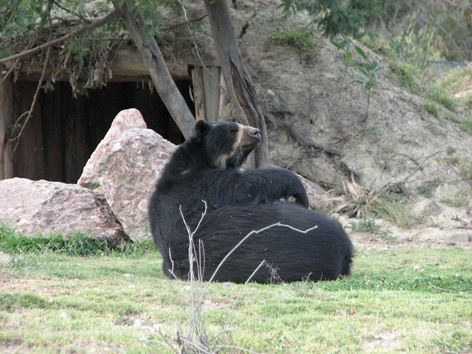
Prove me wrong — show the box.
[203,0,268,168]
[112,2,195,139]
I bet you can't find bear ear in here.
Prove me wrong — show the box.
[195,120,209,140]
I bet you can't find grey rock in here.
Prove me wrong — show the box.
[447,233,472,245]
[0,178,129,247]
[78,109,176,241]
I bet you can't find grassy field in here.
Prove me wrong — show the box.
[1,227,471,353]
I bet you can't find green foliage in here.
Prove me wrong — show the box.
[359,1,472,63]
[417,177,441,198]
[435,66,472,109]
[272,26,315,50]
[347,218,394,242]
[0,222,155,256]
[400,12,445,69]
[279,0,376,39]
[374,197,413,228]
[388,59,422,94]
[443,156,472,180]
[441,188,472,207]
[0,0,167,95]
[459,118,472,133]
[423,102,439,118]
[348,218,377,232]
[331,31,367,79]
[356,60,382,116]
[425,87,458,112]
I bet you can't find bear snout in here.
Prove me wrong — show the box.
[249,128,261,138]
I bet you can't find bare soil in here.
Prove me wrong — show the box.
[204,1,472,248]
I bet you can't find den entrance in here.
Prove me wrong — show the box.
[14,80,192,183]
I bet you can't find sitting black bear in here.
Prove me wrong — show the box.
[149,121,353,283]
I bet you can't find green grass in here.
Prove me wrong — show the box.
[271,27,315,50]
[425,87,458,112]
[388,60,422,94]
[441,188,472,207]
[459,117,472,133]
[0,221,155,256]
[1,226,472,353]
[417,177,442,198]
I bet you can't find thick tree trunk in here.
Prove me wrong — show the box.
[203,0,268,168]
[0,77,13,180]
[112,2,195,139]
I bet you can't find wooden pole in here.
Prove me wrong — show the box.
[0,76,13,179]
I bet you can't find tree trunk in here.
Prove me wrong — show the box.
[203,0,268,168]
[112,2,195,139]
[0,77,13,180]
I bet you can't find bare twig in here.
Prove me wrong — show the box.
[451,215,472,228]
[202,222,317,296]
[159,14,208,31]
[11,3,54,152]
[175,0,230,102]
[0,60,20,85]
[266,112,343,156]
[53,0,90,22]
[217,260,266,338]
[0,9,122,64]
[383,153,423,170]
[403,151,441,183]
[163,201,317,353]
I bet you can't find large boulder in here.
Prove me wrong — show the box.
[78,109,176,241]
[0,178,129,247]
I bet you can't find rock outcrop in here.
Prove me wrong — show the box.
[0,178,129,247]
[78,109,176,241]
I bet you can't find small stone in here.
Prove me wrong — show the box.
[0,252,11,265]
[60,312,70,319]
[266,89,275,97]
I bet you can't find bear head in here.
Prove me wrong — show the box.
[195,120,261,170]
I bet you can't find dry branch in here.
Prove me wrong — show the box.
[113,2,196,139]
[204,0,268,168]
[0,9,122,64]
[266,112,343,157]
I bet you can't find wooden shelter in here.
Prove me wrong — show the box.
[0,46,225,183]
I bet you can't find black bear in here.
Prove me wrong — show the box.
[149,120,353,283]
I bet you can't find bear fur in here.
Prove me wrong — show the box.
[149,121,353,283]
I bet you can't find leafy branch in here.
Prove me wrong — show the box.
[330,31,366,84]
[356,60,383,118]
[0,8,123,64]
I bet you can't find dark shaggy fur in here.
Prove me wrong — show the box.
[149,121,353,283]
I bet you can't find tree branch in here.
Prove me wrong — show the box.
[266,112,343,157]
[204,0,268,168]
[0,8,122,64]
[112,1,195,139]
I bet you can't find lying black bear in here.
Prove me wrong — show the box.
[149,121,353,283]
